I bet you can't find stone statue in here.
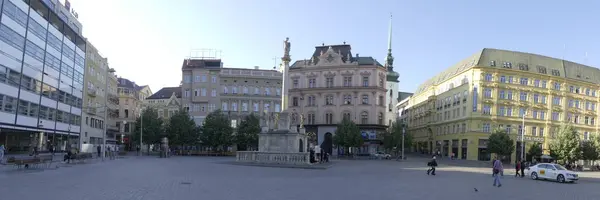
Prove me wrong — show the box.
[283,37,291,57]
[291,113,297,124]
[299,113,305,129]
[274,113,280,129]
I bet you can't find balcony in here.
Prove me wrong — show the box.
[87,88,97,97]
[107,124,119,131]
[86,107,97,115]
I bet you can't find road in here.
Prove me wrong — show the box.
[0,156,598,200]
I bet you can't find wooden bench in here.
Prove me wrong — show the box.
[5,155,54,169]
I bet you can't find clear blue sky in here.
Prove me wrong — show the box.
[70,0,600,93]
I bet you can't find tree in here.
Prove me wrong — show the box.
[166,110,199,148]
[549,124,581,164]
[236,114,261,151]
[527,142,543,161]
[200,109,233,152]
[333,118,363,156]
[383,121,413,154]
[581,134,600,162]
[132,108,164,153]
[487,128,515,158]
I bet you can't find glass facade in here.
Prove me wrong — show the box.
[0,0,85,153]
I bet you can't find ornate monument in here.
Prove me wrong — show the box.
[236,38,310,165]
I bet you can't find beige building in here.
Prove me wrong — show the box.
[287,43,389,156]
[145,86,182,119]
[181,58,283,126]
[116,78,152,147]
[81,41,119,147]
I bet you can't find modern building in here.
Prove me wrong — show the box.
[0,0,86,153]
[287,43,389,156]
[115,77,151,148]
[181,57,283,127]
[396,95,412,125]
[81,41,119,147]
[145,86,182,119]
[409,48,600,161]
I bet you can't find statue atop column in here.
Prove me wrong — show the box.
[283,37,291,61]
[299,113,305,129]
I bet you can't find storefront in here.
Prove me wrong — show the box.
[478,139,490,161]
[0,128,78,154]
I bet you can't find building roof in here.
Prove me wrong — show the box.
[146,86,181,100]
[397,92,413,102]
[414,48,600,95]
[117,77,138,89]
[289,44,384,68]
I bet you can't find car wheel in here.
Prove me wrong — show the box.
[557,174,565,183]
[531,172,538,180]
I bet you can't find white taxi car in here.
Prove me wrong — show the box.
[529,163,579,183]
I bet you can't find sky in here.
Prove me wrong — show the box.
[68,0,600,93]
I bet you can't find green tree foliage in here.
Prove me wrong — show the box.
[549,124,581,164]
[236,114,261,151]
[200,109,233,151]
[581,134,600,161]
[527,142,543,161]
[132,108,164,147]
[487,128,515,157]
[383,121,412,153]
[166,110,199,147]
[333,118,363,155]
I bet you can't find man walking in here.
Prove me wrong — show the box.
[97,145,101,158]
[427,156,438,175]
[493,157,504,187]
[0,144,5,164]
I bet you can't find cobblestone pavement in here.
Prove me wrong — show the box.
[0,157,599,200]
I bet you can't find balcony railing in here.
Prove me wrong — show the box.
[289,85,386,92]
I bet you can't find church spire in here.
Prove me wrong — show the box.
[385,13,399,82]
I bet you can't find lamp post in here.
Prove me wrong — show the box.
[402,127,405,160]
[521,109,527,161]
[102,68,115,161]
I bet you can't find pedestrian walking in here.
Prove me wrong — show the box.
[0,144,5,164]
[515,160,521,177]
[426,156,438,175]
[492,157,504,187]
[97,145,101,158]
[520,161,526,177]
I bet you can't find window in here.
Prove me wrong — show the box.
[253,103,259,112]
[500,76,506,83]
[361,112,368,124]
[519,108,526,117]
[537,66,547,74]
[378,113,383,124]
[211,89,216,97]
[534,80,540,87]
[503,62,512,68]
[506,125,512,134]
[551,70,560,76]
[541,81,547,88]
[520,78,528,85]
[18,100,29,116]
[325,77,334,87]
[553,97,561,105]
[506,107,512,116]
[343,112,351,120]
[2,1,28,27]
[519,92,527,101]
[232,87,238,94]
[343,77,352,87]
[308,96,316,106]
[584,132,589,141]
[483,123,491,133]
[343,95,352,105]
[498,106,505,116]
[194,75,200,82]
[532,127,537,136]
[202,75,207,82]
[254,87,259,95]
[379,95,384,106]
[201,88,206,96]
[308,113,315,124]
[484,74,492,81]
[533,94,539,103]
[211,76,217,83]
[490,61,496,66]
[518,63,529,71]
[362,76,369,87]
[308,78,316,88]
[507,91,513,100]
[0,24,25,51]
[264,103,270,112]
[482,105,491,115]
[379,78,384,87]
[194,89,199,97]
[276,88,281,96]
[183,75,191,83]
[325,113,334,124]
[222,102,228,111]
[265,88,270,96]
[243,87,249,94]
[540,111,545,120]
[25,41,44,62]
[232,102,237,111]
[275,104,280,112]
[184,89,190,97]
[361,95,369,104]
[325,95,334,105]
[293,79,299,88]
[292,97,299,106]
[483,88,492,98]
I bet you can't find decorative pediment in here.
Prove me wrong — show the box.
[360,71,372,76]
[306,72,318,78]
[341,70,354,76]
[316,46,344,66]
[324,71,336,78]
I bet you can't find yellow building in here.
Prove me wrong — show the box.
[409,48,598,162]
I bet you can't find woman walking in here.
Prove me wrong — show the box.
[493,157,504,187]
[515,160,521,177]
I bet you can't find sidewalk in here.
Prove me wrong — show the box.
[0,152,128,173]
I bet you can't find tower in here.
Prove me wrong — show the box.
[281,37,292,111]
[385,14,400,126]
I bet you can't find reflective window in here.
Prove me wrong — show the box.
[2,1,28,27]
[25,40,45,62]
[44,52,61,71]
[47,33,62,52]
[62,44,75,61]
[0,24,25,51]
[28,18,47,41]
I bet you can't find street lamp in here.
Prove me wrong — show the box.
[520,110,527,161]
[102,68,116,161]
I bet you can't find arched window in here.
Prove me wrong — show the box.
[378,112,384,125]
[361,112,369,124]
[342,112,351,121]
[325,112,333,124]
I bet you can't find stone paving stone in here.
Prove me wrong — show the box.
[0,157,598,200]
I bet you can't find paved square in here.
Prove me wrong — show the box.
[0,157,598,200]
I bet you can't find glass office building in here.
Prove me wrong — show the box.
[0,0,85,153]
